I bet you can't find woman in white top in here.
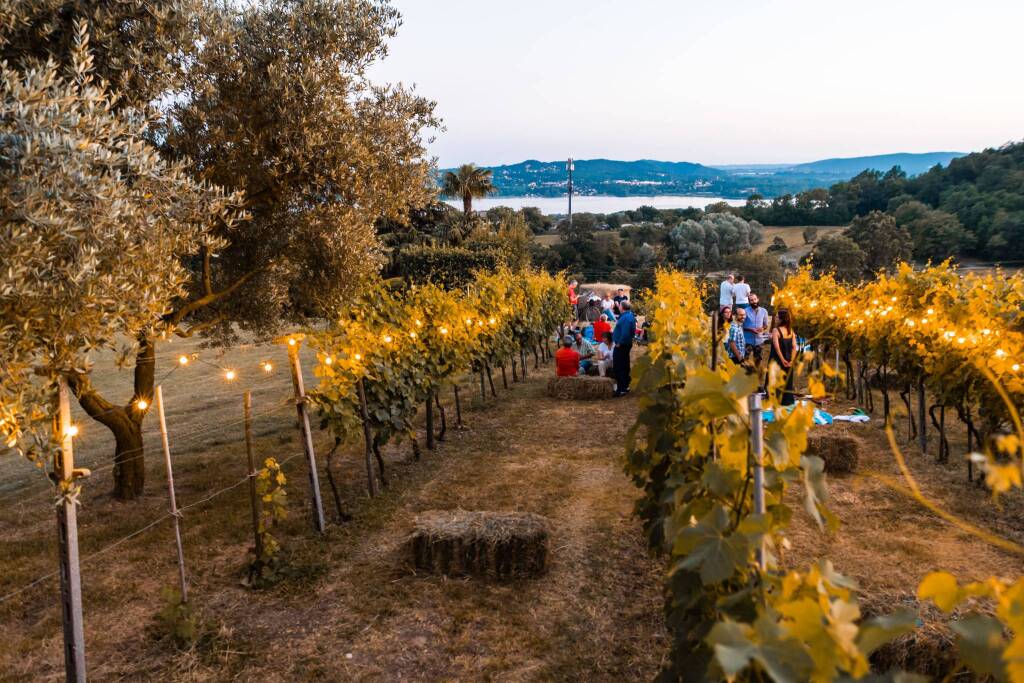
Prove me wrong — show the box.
[596,332,614,377]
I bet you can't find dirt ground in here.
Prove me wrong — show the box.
[3,339,1024,681]
[0,346,667,682]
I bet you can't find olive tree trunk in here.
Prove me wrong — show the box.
[67,336,155,500]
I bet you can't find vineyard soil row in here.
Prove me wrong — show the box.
[0,351,666,681]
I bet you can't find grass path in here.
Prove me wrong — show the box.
[1,363,666,681]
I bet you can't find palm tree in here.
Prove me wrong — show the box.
[441,163,496,215]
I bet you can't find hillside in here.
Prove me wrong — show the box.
[443,151,967,199]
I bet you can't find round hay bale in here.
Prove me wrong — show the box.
[860,593,960,679]
[409,510,550,579]
[546,376,615,400]
[805,432,861,474]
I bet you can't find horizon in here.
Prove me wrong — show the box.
[369,0,1024,168]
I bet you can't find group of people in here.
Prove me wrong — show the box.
[568,280,630,323]
[719,273,798,405]
[558,283,637,397]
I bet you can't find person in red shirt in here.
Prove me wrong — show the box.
[592,314,612,344]
[555,336,581,377]
[568,279,579,320]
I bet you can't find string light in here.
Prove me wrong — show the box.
[383,334,393,343]
[135,398,149,411]
[263,362,273,373]
[414,319,422,327]
[489,317,496,325]
[224,369,236,381]
[1014,364,1021,372]
[439,326,449,336]
[65,425,79,438]
[996,349,1007,358]
[354,353,362,361]
[409,331,418,339]
[288,338,297,347]
[178,355,189,366]
[324,356,333,365]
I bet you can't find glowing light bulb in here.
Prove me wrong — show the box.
[890,296,897,302]
[136,399,148,411]
[489,317,496,325]
[354,353,362,361]
[263,362,273,373]
[65,425,79,438]
[921,318,928,324]
[325,356,333,365]
[383,335,393,343]
[927,308,934,315]
[996,349,1007,358]
[288,338,296,346]
[225,369,236,381]
[415,319,423,327]
[178,355,189,366]
[409,331,418,339]
[440,327,449,335]
[465,318,472,326]
[1014,364,1021,372]
[957,337,965,344]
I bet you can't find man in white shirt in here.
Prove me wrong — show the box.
[718,274,734,311]
[732,275,751,312]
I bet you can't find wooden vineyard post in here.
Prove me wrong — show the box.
[710,310,718,371]
[155,386,188,604]
[500,364,508,389]
[55,376,87,683]
[426,391,435,451]
[243,391,263,561]
[748,393,766,570]
[834,347,840,397]
[918,378,927,455]
[357,378,380,497]
[485,361,497,398]
[511,357,519,382]
[285,338,326,532]
[453,384,464,428]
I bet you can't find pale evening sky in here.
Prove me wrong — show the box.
[368,0,1024,168]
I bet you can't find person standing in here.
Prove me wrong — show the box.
[732,275,751,312]
[568,279,580,321]
[725,306,747,364]
[769,308,798,406]
[719,274,735,312]
[612,301,636,396]
[743,294,770,371]
[613,287,629,315]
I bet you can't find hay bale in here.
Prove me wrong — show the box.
[409,510,550,579]
[805,432,861,474]
[861,593,960,679]
[546,376,615,400]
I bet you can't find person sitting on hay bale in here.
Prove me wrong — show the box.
[555,336,581,377]
[596,332,614,377]
[571,329,596,375]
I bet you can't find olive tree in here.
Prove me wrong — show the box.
[0,27,240,471]
[59,0,439,499]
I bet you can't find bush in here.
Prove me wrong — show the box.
[389,245,501,289]
[766,236,789,253]
[803,226,819,244]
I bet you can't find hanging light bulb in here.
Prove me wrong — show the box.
[65,425,79,438]
[178,355,189,366]
[325,356,333,365]
[440,326,449,335]
[288,338,297,347]
[262,361,273,373]
[225,369,237,381]
[383,334,393,344]
[135,398,149,411]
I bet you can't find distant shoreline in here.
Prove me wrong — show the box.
[444,195,747,214]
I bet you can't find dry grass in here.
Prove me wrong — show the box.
[754,225,846,258]
[785,392,1024,678]
[0,343,666,681]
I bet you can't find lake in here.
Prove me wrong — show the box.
[444,195,746,214]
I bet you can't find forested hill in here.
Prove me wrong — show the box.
[443,152,966,199]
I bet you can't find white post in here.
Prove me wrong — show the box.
[155,385,188,603]
[55,376,87,682]
[748,393,766,570]
[287,341,326,532]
